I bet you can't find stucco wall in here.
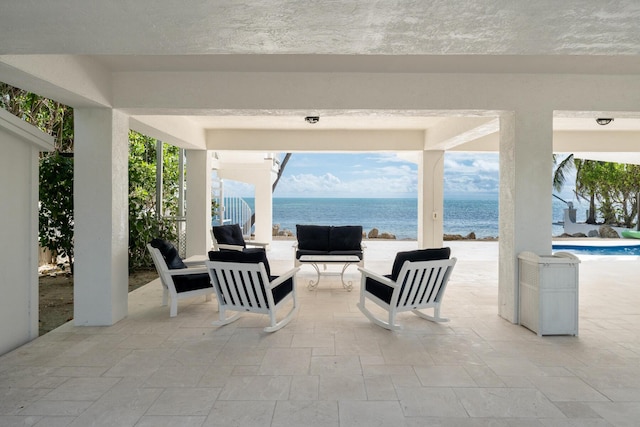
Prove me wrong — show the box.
[0,109,53,356]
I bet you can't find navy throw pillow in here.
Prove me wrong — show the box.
[212,224,246,246]
[150,238,187,270]
[390,247,451,281]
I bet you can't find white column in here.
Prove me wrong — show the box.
[74,108,129,326]
[418,150,445,249]
[254,162,273,244]
[498,110,553,323]
[185,150,212,257]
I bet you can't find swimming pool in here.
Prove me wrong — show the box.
[552,243,640,256]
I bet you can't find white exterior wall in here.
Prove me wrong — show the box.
[0,109,53,355]
[216,159,276,245]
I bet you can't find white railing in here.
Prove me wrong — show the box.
[214,196,254,237]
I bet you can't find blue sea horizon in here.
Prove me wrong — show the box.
[241,197,578,240]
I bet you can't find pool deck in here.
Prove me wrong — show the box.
[1,240,640,426]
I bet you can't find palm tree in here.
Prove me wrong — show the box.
[553,154,574,193]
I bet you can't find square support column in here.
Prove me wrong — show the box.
[418,150,445,249]
[74,108,129,326]
[185,150,212,257]
[499,110,553,323]
[254,160,274,244]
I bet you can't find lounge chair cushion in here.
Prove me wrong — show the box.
[296,225,330,251]
[207,248,293,305]
[208,248,272,278]
[172,273,213,293]
[150,238,187,270]
[212,224,246,247]
[390,248,451,281]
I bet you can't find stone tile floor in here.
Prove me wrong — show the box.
[1,240,640,426]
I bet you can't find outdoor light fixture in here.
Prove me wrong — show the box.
[596,118,614,125]
[305,116,320,124]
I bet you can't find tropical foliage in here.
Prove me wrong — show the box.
[128,131,181,270]
[554,155,640,228]
[1,82,181,272]
[1,83,75,269]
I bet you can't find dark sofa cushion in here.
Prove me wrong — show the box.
[208,248,271,277]
[296,225,330,251]
[212,224,246,247]
[150,238,186,270]
[390,247,451,281]
[329,226,362,251]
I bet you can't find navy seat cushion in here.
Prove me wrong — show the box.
[329,226,362,251]
[172,273,213,293]
[296,225,330,251]
[365,275,395,304]
[212,224,246,247]
[150,238,187,270]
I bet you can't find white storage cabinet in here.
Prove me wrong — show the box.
[518,251,580,336]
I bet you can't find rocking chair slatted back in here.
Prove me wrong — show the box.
[208,262,271,313]
[206,258,300,332]
[396,261,452,309]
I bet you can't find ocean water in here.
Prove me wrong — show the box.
[242,197,581,240]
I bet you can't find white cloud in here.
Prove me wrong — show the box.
[276,170,416,198]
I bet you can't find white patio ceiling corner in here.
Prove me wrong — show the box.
[1,1,640,346]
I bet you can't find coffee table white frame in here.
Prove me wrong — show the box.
[298,255,361,291]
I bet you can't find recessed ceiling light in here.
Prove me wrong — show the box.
[595,118,614,125]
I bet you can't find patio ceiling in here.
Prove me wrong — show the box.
[1,1,640,157]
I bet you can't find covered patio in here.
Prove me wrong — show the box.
[2,240,639,426]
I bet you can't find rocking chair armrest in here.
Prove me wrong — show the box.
[216,244,245,252]
[245,241,269,248]
[268,267,301,289]
[357,267,397,288]
[165,266,209,276]
[183,256,207,267]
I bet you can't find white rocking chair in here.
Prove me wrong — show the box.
[147,240,214,317]
[357,248,456,330]
[206,250,300,332]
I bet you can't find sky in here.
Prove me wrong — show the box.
[225,152,574,201]
[223,152,577,200]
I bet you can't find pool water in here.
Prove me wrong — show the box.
[552,243,640,256]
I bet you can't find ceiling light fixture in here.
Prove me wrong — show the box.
[305,116,320,124]
[595,118,614,125]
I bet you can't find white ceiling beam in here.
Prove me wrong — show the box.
[206,130,425,152]
[0,55,112,108]
[130,116,206,150]
[425,117,498,150]
[554,130,640,152]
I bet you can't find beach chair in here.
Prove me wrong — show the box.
[206,249,300,332]
[147,239,214,317]
[357,247,456,330]
[211,223,269,252]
